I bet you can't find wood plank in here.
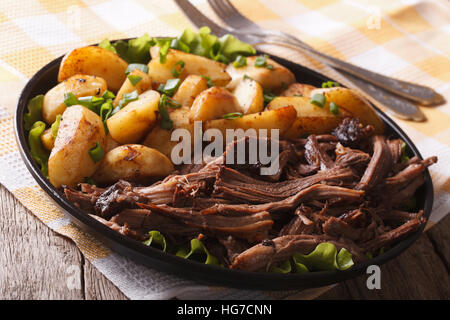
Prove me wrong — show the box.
[427,214,450,272]
[0,185,85,299]
[319,229,450,299]
[84,260,128,300]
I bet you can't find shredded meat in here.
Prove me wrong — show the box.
[64,117,435,272]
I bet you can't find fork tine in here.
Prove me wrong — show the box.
[222,0,259,28]
[207,0,230,22]
[174,0,228,36]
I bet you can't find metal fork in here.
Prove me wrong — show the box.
[207,0,444,107]
[174,0,427,120]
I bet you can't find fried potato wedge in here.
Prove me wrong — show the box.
[106,90,160,144]
[58,46,128,92]
[226,56,295,91]
[93,144,174,184]
[43,74,107,124]
[204,105,297,137]
[40,128,55,151]
[143,106,194,158]
[232,78,264,114]
[280,83,316,97]
[148,47,231,87]
[172,75,208,108]
[267,96,349,139]
[48,105,106,188]
[310,87,385,134]
[113,69,151,107]
[190,87,240,122]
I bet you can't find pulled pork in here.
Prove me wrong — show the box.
[63,117,436,272]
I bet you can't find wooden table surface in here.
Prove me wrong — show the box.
[0,184,448,300]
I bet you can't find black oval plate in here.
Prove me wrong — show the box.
[14,45,434,290]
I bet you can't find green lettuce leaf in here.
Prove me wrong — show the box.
[293,242,354,272]
[24,95,44,131]
[269,260,292,273]
[28,121,49,177]
[143,230,167,252]
[176,238,220,266]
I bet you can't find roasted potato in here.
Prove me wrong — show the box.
[309,87,385,134]
[43,74,107,124]
[106,90,160,144]
[143,106,194,158]
[92,144,174,184]
[48,105,106,188]
[204,105,297,138]
[280,83,316,97]
[105,134,120,153]
[232,77,264,114]
[40,128,55,151]
[113,69,151,107]
[58,46,128,92]
[190,87,240,122]
[148,47,231,87]
[172,75,208,108]
[226,56,295,92]
[267,96,349,139]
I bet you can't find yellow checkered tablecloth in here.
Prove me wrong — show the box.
[0,0,449,299]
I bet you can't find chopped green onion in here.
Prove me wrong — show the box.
[202,75,213,88]
[266,64,274,70]
[171,60,185,77]
[243,74,254,81]
[222,112,243,119]
[321,81,340,88]
[294,94,303,97]
[102,90,115,100]
[118,90,139,109]
[64,92,79,107]
[24,95,44,131]
[127,74,142,86]
[329,102,339,115]
[125,63,149,75]
[77,96,105,114]
[263,89,277,106]
[51,114,61,138]
[232,55,247,68]
[159,40,171,64]
[100,100,114,134]
[157,78,181,97]
[281,82,289,90]
[254,54,268,68]
[310,93,326,108]
[158,94,173,130]
[88,142,104,163]
[28,121,49,177]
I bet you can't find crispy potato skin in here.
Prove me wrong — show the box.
[226,56,295,92]
[172,75,208,108]
[280,83,316,98]
[148,47,231,87]
[40,128,55,151]
[267,96,348,139]
[143,106,193,158]
[58,46,128,92]
[43,74,106,124]
[232,78,264,114]
[92,144,174,184]
[310,87,385,134]
[204,105,297,137]
[106,90,160,144]
[190,87,240,122]
[48,105,106,188]
[113,69,151,107]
